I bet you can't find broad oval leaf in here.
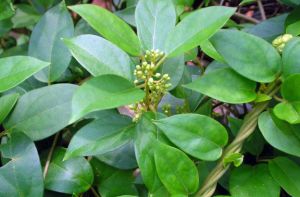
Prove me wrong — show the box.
[183,67,257,104]
[69,4,141,56]
[200,40,225,63]
[229,164,280,197]
[0,56,49,93]
[154,113,228,161]
[71,75,145,122]
[135,0,176,51]
[165,6,236,57]
[282,38,300,78]
[28,1,74,83]
[44,147,94,194]
[0,133,43,197]
[63,34,133,80]
[154,142,199,195]
[0,93,19,124]
[211,30,281,83]
[268,157,300,197]
[258,111,300,157]
[273,102,300,124]
[65,113,135,161]
[4,84,77,141]
[281,73,300,102]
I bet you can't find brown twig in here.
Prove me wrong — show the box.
[43,132,60,178]
[257,0,267,20]
[233,12,260,24]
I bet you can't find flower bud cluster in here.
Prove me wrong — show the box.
[272,34,293,53]
[132,49,171,121]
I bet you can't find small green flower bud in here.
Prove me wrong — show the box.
[272,34,293,53]
[155,73,161,78]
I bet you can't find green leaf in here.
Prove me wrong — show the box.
[28,1,74,83]
[258,111,300,157]
[268,157,300,197]
[154,142,199,195]
[0,0,15,21]
[115,6,136,27]
[135,0,176,51]
[65,113,134,160]
[154,113,228,161]
[69,4,141,56]
[280,0,300,6]
[282,39,300,78]
[11,4,40,28]
[134,113,163,193]
[245,14,287,42]
[4,84,77,141]
[183,67,257,104]
[229,164,280,197]
[161,55,185,90]
[281,74,300,102]
[90,159,138,197]
[165,6,236,57]
[210,30,281,83]
[0,133,43,197]
[285,7,300,36]
[63,34,133,80]
[239,0,255,5]
[70,75,145,122]
[273,102,300,124]
[44,147,94,194]
[0,93,19,124]
[0,56,49,93]
[200,40,225,63]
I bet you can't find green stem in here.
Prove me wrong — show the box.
[196,81,281,197]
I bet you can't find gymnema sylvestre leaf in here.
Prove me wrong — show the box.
[28,1,74,82]
[154,113,228,161]
[69,4,141,56]
[70,75,145,122]
[210,29,282,83]
[4,84,77,141]
[0,133,44,197]
[0,56,49,92]
[63,34,133,80]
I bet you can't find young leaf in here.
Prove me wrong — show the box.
[0,93,19,124]
[229,164,280,197]
[282,38,300,78]
[63,34,133,80]
[70,75,145,122]
[273,102,300,124]
[0,56,49,93]
[210,30,281,83]
[154,113,228,161]
[268,157,300,197]
[154,142,199,195]
[28,1,74,83]
[0,0,15,21]
[44,148,94,194]
[183,67,257,104]
[165,6,236,57]
[258,111,300,157]
[0,133,44,197]
[69,4,141,56]
[4,84,77,141]
[65,114,134,160]
[135,0,176,51]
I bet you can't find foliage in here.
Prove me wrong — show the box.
[1,0,300,197]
